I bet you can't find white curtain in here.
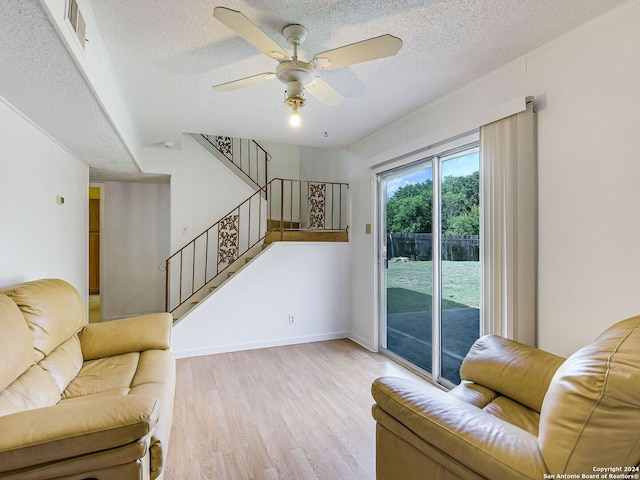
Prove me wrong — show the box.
[480,100,537,345]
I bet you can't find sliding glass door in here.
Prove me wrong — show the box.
[379,145,480,387]
[382,161,435,374]
[439,149,481,384]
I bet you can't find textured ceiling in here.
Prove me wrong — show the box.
[0,0,140,180]
[0,1,631,180]
[87,0,629,150]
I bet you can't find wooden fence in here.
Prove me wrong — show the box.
[387,233,479,261]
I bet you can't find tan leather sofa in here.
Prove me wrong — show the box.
[0,279,176,480]
[372,316,640,479]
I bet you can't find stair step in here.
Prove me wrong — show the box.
[171,238,269,314]
[264,230,348,243]
[267,219,300,230]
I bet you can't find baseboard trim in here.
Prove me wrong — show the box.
[348,332,378,352]
[171,331,350,359]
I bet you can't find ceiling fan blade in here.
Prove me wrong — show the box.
[313,34,402,71]
[305,77,344,106]
[213,7,290,61]
[213,73,276,92]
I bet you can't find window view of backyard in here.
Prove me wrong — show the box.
[384,150,480,385]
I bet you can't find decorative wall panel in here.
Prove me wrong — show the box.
[216,136,233,159]
[308,182,326,229]
[218,214,239,266]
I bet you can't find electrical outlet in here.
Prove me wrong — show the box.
[288,314,296,325]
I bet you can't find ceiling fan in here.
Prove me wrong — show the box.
[212,6,403,127]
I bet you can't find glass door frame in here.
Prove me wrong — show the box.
[375,136,480,388]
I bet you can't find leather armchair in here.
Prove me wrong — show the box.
[372,316,640,479]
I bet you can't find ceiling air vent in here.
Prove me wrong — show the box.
[67,0,86,48]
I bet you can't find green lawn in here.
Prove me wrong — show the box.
[386,260,480,314]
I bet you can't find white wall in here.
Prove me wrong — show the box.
[529,5,640,355]
[101,181,170,320]
[172,242,350,358]
[346,2,640,357]
[0,98,88,299]
[343,154,379,351]
[259,141,347,183]
[259,140,301,181]
[300,146,346,182]
[137,134,256,252]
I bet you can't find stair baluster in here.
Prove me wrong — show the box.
[165,178,349,315]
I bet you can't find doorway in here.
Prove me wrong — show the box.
[379,145,480,387]
[88,185,102,323]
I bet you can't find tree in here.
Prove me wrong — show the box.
[442,171,479,235]
[386,172,479,235]
[446,204,479,235]
[386,180,432,233]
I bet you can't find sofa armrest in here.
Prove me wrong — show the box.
[460,335,565,411]
[79,313,173,360]
[0,394,159,474]
[372,376,547,480]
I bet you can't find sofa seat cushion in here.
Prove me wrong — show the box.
[482,396,540,436]
[450,382,540,436]
[60,349,176,480]
[63,352,140,399]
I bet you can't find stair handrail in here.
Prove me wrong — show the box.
[165,178,349,313]
[268,178,350,241]
[200,134,269,193]
[165,184,268,312]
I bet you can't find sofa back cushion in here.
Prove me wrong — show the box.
[539,316,640,473]
[0,294,34,391]
[39,336,84,394]
[0,293,62,415]
[0,279,85,362]
[0,364,62,416]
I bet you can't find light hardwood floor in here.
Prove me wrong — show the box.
[164,339,425,480]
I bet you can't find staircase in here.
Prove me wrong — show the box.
[190,133,269,193]
[165,136,349,320]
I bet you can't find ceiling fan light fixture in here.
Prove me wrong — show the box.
[212,7,403,126]
[285,94,306,128]
[282,24,308,48]
[290,106,301,127]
